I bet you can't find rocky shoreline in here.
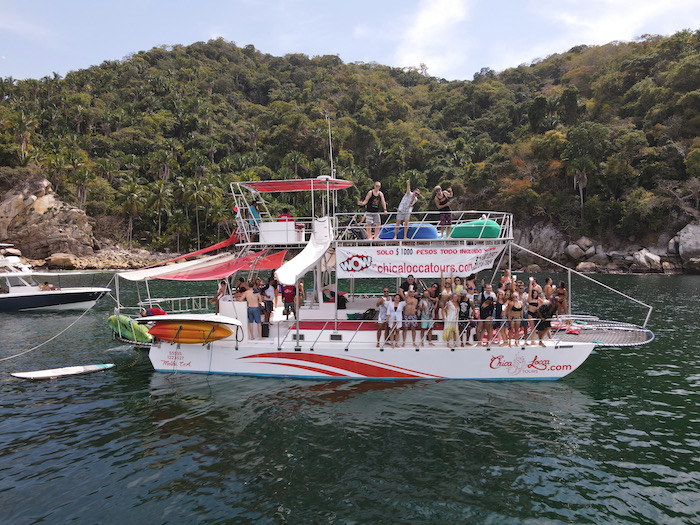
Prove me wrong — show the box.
[2,175,700,274]
[16,223,700,275]
[25,247,171,271]
[509,222,700,275]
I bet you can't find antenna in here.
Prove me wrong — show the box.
[326,114,335,179]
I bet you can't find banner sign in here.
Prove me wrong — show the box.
[336,243,506,278]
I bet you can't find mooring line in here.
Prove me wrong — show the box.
[0,274,115,363]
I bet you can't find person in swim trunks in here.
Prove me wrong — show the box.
[402,289,419,347]
[236,283,263,340]
[358,181,387,240]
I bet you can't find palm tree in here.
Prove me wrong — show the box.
[183,177,208,249]
[117,175,147,248]
[147,180,174,236]
[10,109,37,165]
[71,165,94,210]
[149,149,178,181]
[283,150,309,177]
[566,157,596,220]
[167,209,191,252]
[94,157,118,183]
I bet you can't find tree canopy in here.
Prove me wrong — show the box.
[1,30,699,249]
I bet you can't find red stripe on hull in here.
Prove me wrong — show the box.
[253,361,349,377]
[240,352,444,378]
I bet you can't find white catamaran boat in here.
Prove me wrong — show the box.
[0,251,110,312]
[111,177,654,380]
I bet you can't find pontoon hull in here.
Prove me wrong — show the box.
[148,339,595,380]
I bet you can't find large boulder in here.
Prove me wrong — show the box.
[576,261,598,273]
[686,258,700,274]
[565,243,586,261]
[575,236,595,251]
[513,222,567,264]
[0,176,96,259]
[678,224,700,262]
[632,248,662,271]
[46,253,79,269]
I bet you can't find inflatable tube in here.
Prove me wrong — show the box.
[108,314,153,344]
[449,219,501,239]
[378,223,439,240]
[149,321,234,344]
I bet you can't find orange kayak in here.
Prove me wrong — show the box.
[149,321,235,344]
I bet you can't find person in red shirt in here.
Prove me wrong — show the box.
[282,284,296,319]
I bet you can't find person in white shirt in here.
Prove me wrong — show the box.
[394,179,420,239]
[376,287,391,347]
[386,294,406,348]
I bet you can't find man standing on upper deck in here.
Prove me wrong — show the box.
[358,181,387,240]
[394,179,420,239]
[434,185,453,238]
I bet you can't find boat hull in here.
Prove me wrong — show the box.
[148,339,595,380]
[0,288,110,312]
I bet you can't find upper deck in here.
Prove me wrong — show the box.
[230,179,513,250]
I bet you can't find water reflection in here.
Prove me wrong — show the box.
[1,275,699,522]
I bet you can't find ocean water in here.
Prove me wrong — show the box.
[0,274,698,524]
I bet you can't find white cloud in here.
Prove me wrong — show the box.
[0,12,52,40]
[476,0,700,77]
[394,0,473,76]
[538,0,700,47]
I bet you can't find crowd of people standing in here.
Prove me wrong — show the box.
[373,270,565,348]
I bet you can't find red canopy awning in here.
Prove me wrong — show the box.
[240,178,353,193]
[156,250,287,281]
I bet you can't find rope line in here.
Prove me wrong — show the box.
[0,298,102,363]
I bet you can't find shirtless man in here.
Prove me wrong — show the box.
[403,289,419,347]
[236,283,263,340]
[357,181,387,240]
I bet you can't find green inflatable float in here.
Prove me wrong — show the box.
[449,219,501,239]
[108,314,153,345]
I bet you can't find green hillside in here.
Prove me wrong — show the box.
[1,30,698,250]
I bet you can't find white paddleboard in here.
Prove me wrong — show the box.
[11,363,115,380]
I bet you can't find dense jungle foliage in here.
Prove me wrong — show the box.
[0,30,699,250]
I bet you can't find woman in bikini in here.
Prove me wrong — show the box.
[526,286,541,345]
[506,292,524,347]
[555,281,568,316]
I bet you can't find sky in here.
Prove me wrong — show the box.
[1,0,699,82]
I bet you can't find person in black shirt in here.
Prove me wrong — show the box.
[358,181,387,240]
[535,300,557,346]
[477,295,495,346]
[399,274,418,299]
[458,290,473,346]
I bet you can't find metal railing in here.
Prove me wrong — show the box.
[231,210,514,247]
[267,314,567,351]
[137,295,212,314]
